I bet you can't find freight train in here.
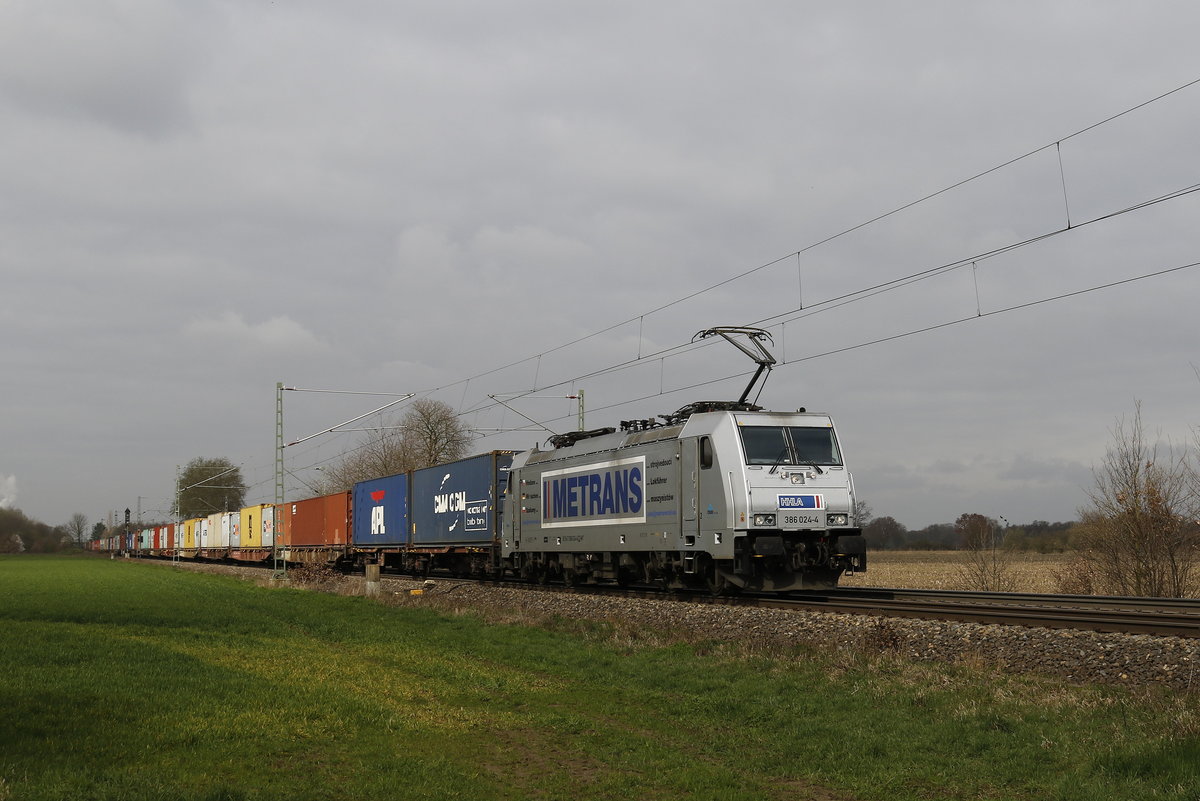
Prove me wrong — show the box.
[99,328,866,591]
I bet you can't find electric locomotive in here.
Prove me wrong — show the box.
[501,328,866,591]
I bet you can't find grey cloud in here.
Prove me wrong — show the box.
[0,1,217,136]
[2,1,1198,528]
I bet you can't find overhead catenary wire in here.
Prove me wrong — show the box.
[514,255,1200,434]
[392,75,1200,418]
[462,177,1200,414]
[226,75,1200,499]
[414,74,1200,405]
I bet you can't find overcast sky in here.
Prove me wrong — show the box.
[2,1,1197,532]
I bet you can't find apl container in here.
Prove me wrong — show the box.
[352,473,410,548]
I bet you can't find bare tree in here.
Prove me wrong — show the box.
[956,512,1017,591]
[315,421,409,494]
[400,398,471,468]
[1068,403,1199,597]
[854,499,873,527]
[64,512,89,547]
[316,399,472,494]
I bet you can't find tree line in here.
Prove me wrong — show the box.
[859,512,1075,553]
[861,402,1199,597]
[0,508,90,554]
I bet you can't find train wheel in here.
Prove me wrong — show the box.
[705,562,732,596]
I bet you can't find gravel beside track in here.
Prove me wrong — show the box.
[161,560,1200,691]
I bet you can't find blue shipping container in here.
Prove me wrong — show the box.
[411,452,514,547]
[352,472,410,548]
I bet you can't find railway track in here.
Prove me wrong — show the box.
[749,587,1200,638]
[151,557,1200,638]
[421,577,1200,638]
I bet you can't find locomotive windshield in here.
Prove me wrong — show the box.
[740,426,842,467]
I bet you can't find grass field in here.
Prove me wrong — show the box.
[840,550,1071,592]
[2,554,1198,801]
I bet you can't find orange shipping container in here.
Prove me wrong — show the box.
[281,492,351,547]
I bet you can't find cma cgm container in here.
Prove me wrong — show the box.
[281,491,351,563]
[410,451,514,547]
[352,473,409,550]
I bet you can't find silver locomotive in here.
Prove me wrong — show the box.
[501,328,866,591]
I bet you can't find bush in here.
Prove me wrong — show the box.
[1070,404,1200,598]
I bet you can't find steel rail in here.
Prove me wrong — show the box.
[817,586,1200,613]
[742,590,1200,638]
[144,557,1200,637]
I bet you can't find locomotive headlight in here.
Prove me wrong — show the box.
[826,513,848,526]
[753,513,776,527]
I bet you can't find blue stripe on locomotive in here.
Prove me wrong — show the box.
[352,473,410,547]
[411,452,513,546]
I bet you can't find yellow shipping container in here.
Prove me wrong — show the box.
[182,518,201,551]
[239,504,273,549]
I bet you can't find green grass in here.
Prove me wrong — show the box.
[1,555,1198,800]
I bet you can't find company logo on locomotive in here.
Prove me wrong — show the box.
[541,456,645,528]
[777,494,824,510]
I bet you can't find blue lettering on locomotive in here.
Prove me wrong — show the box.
[541,457,645,528]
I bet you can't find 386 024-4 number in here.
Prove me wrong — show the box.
[781,513,820,526]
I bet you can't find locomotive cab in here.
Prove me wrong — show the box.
[679,410,865,591]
